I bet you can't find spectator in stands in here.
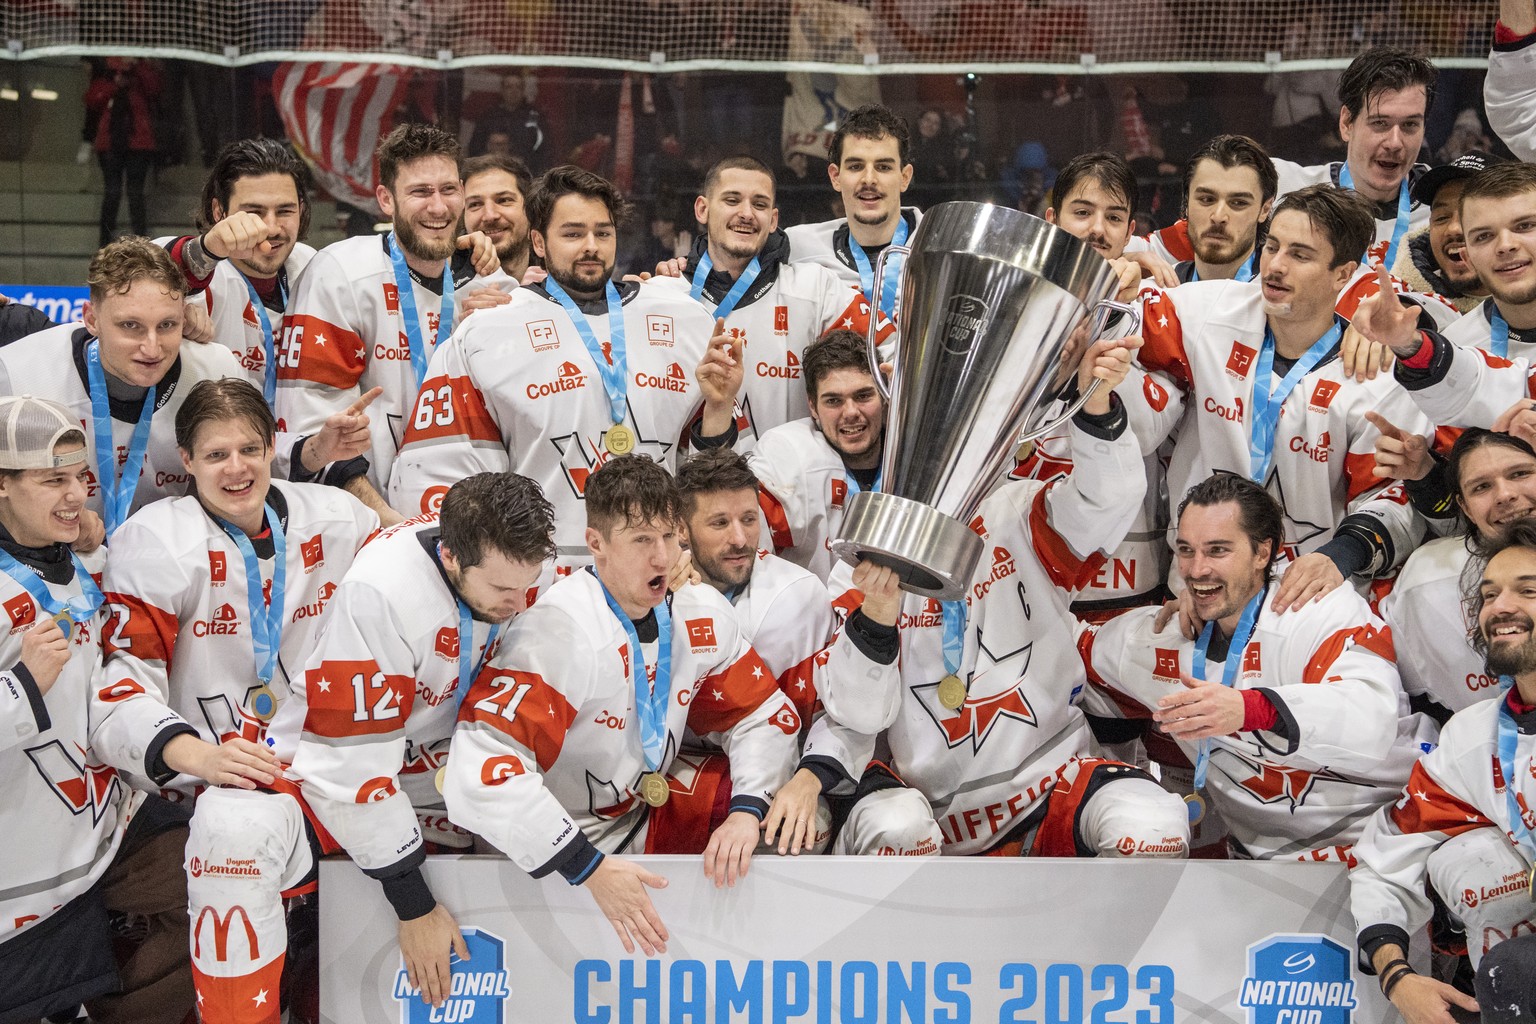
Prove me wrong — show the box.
[0,294,57,347]
[467,72,548,169]
[85,57,164,246]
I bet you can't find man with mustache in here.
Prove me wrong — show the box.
[161,139,318,399]
[1349,517,1536,1024]
[275,124,507,525]
[1168,136,1277,285]
[1137,184,1431,608]
[389,165,718,591]
[784,105,920,346]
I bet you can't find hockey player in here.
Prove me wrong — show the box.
[1347,518,1536,1022]
[785,105,919,338]
[1375,429,1536,720]
[274,123,505,523]
[389,165,716,587]
[660,156,857,448]
[1163,136,1278,284]
[0,237,242,538]
[1079,473,1434,863]
[462,153,534,283]
[444,455,802,956]
[160,138,318,399]
[0,395,194,1024]
[829,326,1190,859]
[1137,184,1431,605]
[675,448,904,853]
[91,377,378,804]
[748,329,885,583]
[1485,0,1536,163]
[183,472,555,1021]
[1369,163,1536,424]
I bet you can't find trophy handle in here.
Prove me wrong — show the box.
[866,244,912,399]
[1016,296,1144,445]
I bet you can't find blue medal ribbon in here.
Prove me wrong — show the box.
[86,339,156,536]
[386,232,455,389]
[597,579,673,772]
[545,278,627,427]
[0,547,104,627]
[940,599,967,679]
[689,253,762,322]
[239,275,287,405]
[849,216,910,322]
[212,504,286,687]
[1247,321,1343,483]
[1497,676,1536,853]
[452,597,501,709]
[1339,163,1412,268]
[1190,589,1264,791]
[1491,306,1512,360]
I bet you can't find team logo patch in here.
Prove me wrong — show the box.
[774,305,789,336]
[527,319,559,352]
[829,478,848,510]
[1153,648,1181,681]
[1242,643,1262,676]
[5,593,35,633]
[1308,379,1341,412]
[300,536,324,572]
[383,283,400,314]
[209,551,227,585]
[646,314,674,347]
[1226,341,1258,379]
[435,627,460,662]
[1240,934,1355,1024]
[685,619,717,652]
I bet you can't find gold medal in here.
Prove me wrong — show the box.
[1015,439,1035,464]
[639,771,670,808]
[937,674,967,710]
[51,609,77,642]
[1185,792,1206,828]
[605,424,636,455]
[247,684,278,722]
[1529,864,1536,902]
[435,766,448,795]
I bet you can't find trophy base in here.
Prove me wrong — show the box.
[830,491,984,602]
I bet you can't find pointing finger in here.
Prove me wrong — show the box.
[1363,410,1406,442]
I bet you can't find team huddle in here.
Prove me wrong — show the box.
[4,21,1536,1024]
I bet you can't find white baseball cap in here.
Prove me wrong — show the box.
[0,395,88,471]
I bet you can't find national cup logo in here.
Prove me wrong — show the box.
[940,295,988,356]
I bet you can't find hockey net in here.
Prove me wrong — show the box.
[3,0,1499,72]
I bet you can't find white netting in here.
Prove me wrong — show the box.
[2,0,1499,72]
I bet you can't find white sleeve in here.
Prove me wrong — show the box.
[1486,43,1536,162]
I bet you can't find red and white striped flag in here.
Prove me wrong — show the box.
[273,61,414,214]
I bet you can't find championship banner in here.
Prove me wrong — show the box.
[320,856,1397,1023]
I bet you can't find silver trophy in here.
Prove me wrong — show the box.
[830,201,1140,601]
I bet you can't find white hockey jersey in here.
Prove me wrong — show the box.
[1377,535,1498,716]
[1399,337,1536,430]
[388,281,712,576]
[1079,585,1437,862]
[784,209,919,353]
[92,482,378,799]
[1486,38,1536,162]
[0,325,241,526]
[268,515,508,873]
[274,234,508,496]
[1272,160,1431,266]
[1444,299,1536,364]
[870,417,1145,855]
[749,417,866,583]
[1350,695,1536,947]
[0,546,131,945]
[1138,279,1429,574]
[443,571,800,877]
[194,246,316,391]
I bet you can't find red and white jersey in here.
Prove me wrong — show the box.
[1138,279,1428,573]
[748,418,863,583]
[1079,585,1436,861]
[274,234,509,495]
[267,515,508,873]
[1350,696,1536,945]
[0,548,131,945]
[784,209,918,358]
[1007,367,1185,607]
[877,418,1146,855]
[1487,40,1536,162]
[1444,299,1536,364]
[0,324,241,524]
[1402,340,1536,430]
[1272,160,1431,266]
[443,572,800,875]
[92,482,378,799]
[388,281,711,576]
[1378,535,1497,716]
[647,264,851,448]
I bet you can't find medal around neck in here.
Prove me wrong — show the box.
[640,771,670,807]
